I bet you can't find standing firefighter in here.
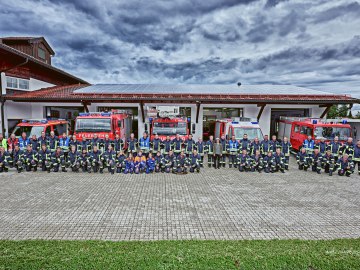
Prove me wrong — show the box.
[220,135,227,167]
[184,135,196,156]
[303,135,314,154]
[227,135,239,168]
[328,136,341,161]
[139,132,150,157]
[67,145,81,172]
[269,135,280,153]
[51,147,67,172]
[162,136,173,156]
[172,134,183,157]
[260,135,270,157]
[113,134,125,155]
[281,137,292,170]
[38,144,51,172]
[151,134,162,154]
[195,138,205,167]
[205,135,215,168]
[48,131,58,152]
[296,147,310,171]
[353,140,360,175]
[315,138,327,155]
[127,133,138,154]
[250,137,261,156]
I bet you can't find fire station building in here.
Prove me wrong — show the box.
[1,37,359,139]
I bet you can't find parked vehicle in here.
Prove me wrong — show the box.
[12,119,69,138]
[73,110,132,141]
[278,117,352,151]
[214,118,264,140]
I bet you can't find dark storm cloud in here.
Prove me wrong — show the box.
[0,0,359,95]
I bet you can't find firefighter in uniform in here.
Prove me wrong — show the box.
[48,131,58,153]
[67,145,81,172]
[328,136,341,161]
[303,135,314,154]
[315,138,327,155]
[336,154,354,177]
[176,151,189,174]
[126,133,138,154]
[124,153,135,174]
[19,132,30,151]
[309,148,322,174]
[237,149,251,172]
[0,146,10,173]
[103,144,117,174]
[151,134,163,154]
[29,134,40,152]
[239,134,251,152]
[113,134,125,155]
[102,134,113,153]
[38,132,48,149]
[23,144,38,172]
[227,135,239,168]
[70,135,81,152]
[195,137,205,167]
[172,134,183,157]
[38,144,51,172]
[134,150,147,174]
[91,134,102,150]
[0,133,7,151]
[260,135,270,157]
[12,145,24,173]
[154,151,165,173]
[269,135,280,154]
[281,137,292,170]
[340,137,354,160]
[189,150,201,173]
[184,134,196,156]
[250,137,261,156]
[51,146,67,172]
[273,148,285,173]
[263,151,274,173]
[79,149,90,172]
[322,149,335,176]
[164,150,177,173]
[220,135,227,167]
[251,149,263,173]
[59,133,70,156]
[116,150,126,173]
[89,145,103,173]
[81,136,91,152]
[352,140,360,175]
[205,135,214,168]
[296,147,310,171]
[139,132,150,157]
[162,136,173,156]
[146,152,156,174]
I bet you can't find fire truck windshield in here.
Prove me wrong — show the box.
[152,122,187,135]
[75,118,111,132]
[314,127,350,141]
[13,126,44,138]
[234,127,264,140]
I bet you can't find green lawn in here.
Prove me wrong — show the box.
[1,239,360,269]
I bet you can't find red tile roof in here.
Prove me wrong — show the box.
[5,84,358,105]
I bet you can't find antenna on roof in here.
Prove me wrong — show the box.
[237,82,241,87]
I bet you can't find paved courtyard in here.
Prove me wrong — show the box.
[0,159,359,241]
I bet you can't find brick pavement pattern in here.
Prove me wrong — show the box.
[0,159,359,241]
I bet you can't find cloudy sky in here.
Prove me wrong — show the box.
[1,0,359,97]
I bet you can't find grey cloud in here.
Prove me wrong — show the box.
[314,2,360,23]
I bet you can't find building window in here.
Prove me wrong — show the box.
[38,47,46,60]
[6,77,18,89]
[18,79,30,90]
[6,76,30,90]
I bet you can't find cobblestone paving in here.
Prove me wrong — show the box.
[0,159,359,241]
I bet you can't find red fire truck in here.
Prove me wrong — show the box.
[73,110,132,141]
[214,118,264,140]
[147,106,192,140]
[278,117,352,151]
[12,119,69,138]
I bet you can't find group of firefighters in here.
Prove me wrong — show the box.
[0,131,359,177]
